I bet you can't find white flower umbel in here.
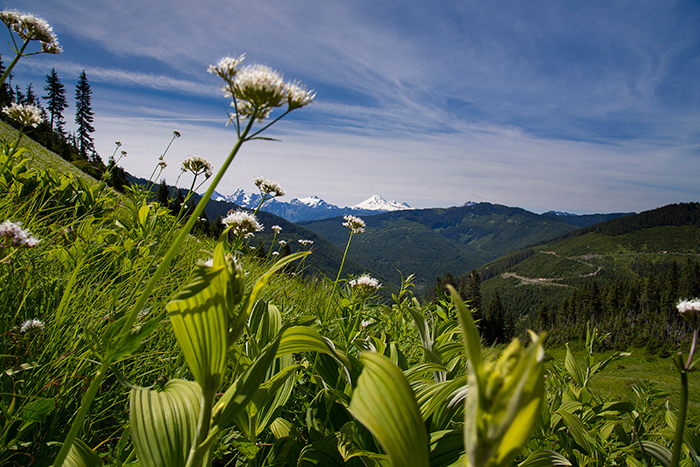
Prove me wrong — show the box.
[208,54,245,82]
[298,239,314,247]
[2,102,44,128]
[181,155,213,179]
[677,298,700,328]
[221,210,263,237]
[254,177,285,197]
[1,10,62,53]
[20,318,45,333]
[286,80,316,110]
[349,274,382,293]
[342,214,366,234]
[0,220,40,248]
[272,225,282,234]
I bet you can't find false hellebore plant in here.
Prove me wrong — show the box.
[53,55,317,467]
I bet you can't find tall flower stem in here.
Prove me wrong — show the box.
[0,39,29,87]
[670,328,696,467]
[52,117,256,467]
[333,232,353,294]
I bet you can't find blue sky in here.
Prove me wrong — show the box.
[5,0,700,214]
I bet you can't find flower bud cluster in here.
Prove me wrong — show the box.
[208,54,315,123]
[20,318,45,333]
[0,220,40,248]
[254,177,285,197]
[343,214,366,234]
[1,10,62,53]
[221,210,263,237]
[180,155,213,178]
[677,298,700,328]
[349,274,382,293]
[2,102,44,128]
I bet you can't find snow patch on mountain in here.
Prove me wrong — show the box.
[352,195,410,211]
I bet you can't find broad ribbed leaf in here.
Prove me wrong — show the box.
[129,379,201,467]
[429,429,466,467]
[556,410,595,455]
[277,326,351,368]
[564,344,585,388]
[448,286,482,372]
[58,438,104,467]
[637,440,672,467]
[518,449,571,467]
[349,352,430,467]
[166,262,229,393]
[212,338,281,430]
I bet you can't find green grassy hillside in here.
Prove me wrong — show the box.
[301,202,578,288]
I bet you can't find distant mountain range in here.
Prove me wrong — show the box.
[211,189,411,222]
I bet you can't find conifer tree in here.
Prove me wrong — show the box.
[44,68,68,133]
[156,179,170,207]
[74,70,95,159]
[0,58,12,108]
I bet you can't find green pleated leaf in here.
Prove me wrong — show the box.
[129,379,201,467]
[429,429,466,467]
[166,261,229,393]
[348,352,430,467]
[277,325,351,368]
[556,410,595,455]
[56,438,104,467]
[518,449,572,467]
[448,286,482,373]
[564,344,585,388]
[212,337,281,431]
[298,440,347,467]
[636,440,673,467]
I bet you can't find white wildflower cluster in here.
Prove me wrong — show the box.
[677,298,700,327]
[208,54,315,123]
[349,274,382,293]
[20,318,45,333]
[2,102,44,128]
[254,177,285,197]
[298,239,314,247]
[271,225,282,234]
[342,214,366,234]
[221,210,263,237]
[180,155,213,178]
[279,240,287,246]
[0,10,62,53]
[0,220,40,248]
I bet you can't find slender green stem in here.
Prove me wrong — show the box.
[670,366,688,467]
[0,39,29,87]
[332,232,353,294]
[52,362,109,467]
[185,387,216,467]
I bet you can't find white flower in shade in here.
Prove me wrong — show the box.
[0,220,40,248]
[222,210,263,237]
[180,155,213,178]
[677,298,700,327]
[361,319,372,329]
[1,10,62,53]
[272,251,280,256]
[298,239,314,247]
[2,102,44,128]
[272,225,282,234]
[349,274,381,293]
[286,80,316,110]
[254,177,285,197]
[342,214,366,234]
[208,54,246,81]
[20,318,45,333]
[279,240,287,246]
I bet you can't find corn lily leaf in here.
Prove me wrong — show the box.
[129,379,201,467]
[55,438,103,467]
[277,325,351,368]
[348,352,430,467]
[518,449,571,467]
[166,261,229,394]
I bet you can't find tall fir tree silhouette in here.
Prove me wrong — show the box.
[44,68,68,134]
[74,70,95,160]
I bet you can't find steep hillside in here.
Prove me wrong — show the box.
[300,202,579,287]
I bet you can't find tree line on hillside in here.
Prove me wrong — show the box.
[431,257,700,354]
[0,55,126,185]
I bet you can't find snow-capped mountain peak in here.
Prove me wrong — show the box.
[295,195,323,207]
[352,195,411,211]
